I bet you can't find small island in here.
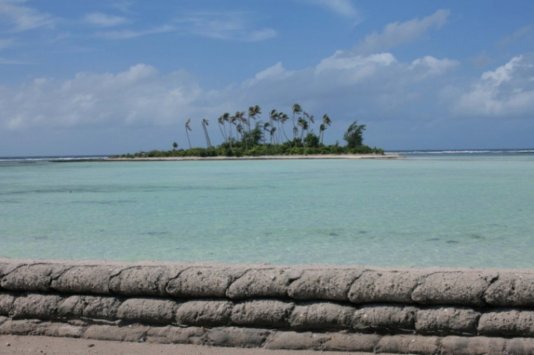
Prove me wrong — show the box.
[118,104,388,160]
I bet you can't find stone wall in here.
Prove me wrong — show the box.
[0,259,533,354]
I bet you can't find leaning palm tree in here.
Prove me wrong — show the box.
[298,117,309,140]
[185,118,192,149]
[278,112,290,142]
[319,114,332,144]
[217,115,228,143]
[201,118,212,148]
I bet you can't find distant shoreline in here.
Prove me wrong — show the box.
[82,153,400,162]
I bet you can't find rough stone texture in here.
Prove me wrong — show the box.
[57,295,122,320]
[175,300,232,327]
[83,324,149,342]
[117,298,177,325]
[352,306,416,332]
[348,270,423,304]
[146,326,207,345]
[289,303,354,331]
[109,265,184,297]
[0,264,70,292]
[287,269,362,301]
[0,319,84,337]
[11,294,62,320]
[375,334,440,354]
[322,333,380,352]
[203,327,270,348]
[440,335,507,355]
[0,294,15,315]
[51,265,124,294]
[505,338,534,354]
[415,307,480,335]
[226,268,301,299]
[411,271,497,306]
[478,310,534,337]
[484,272,534,307]
[231,300,293,328]
[166,267,246,298]
[264,331,329,350]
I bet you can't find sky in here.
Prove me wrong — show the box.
[0,0,533,156]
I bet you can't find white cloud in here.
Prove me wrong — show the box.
[355,9,450,53]
[306,0,359,18]
[455,55,534,117]
[174,11,277,42]
[96,25,175,40]
[410,56,458,76]
[84,12,128,27]
[0,0,55,32]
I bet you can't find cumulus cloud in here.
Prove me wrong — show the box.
[455,55,534,117]
[305,0,359,18]
[84,12,128,27]
[354,9,449,54]
[0,0,55,32]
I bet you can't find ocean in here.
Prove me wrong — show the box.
[1,150,533,268]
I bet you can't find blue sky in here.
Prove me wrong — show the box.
[1,0,533,155]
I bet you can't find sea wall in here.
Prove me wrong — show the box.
[1,259,533,354]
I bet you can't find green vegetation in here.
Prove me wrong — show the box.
[121,104,383,158]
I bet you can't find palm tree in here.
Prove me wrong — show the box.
[217,115,228,143]
[278,112,290,142]
[172,142,178,151]
[201,118,212,148]
[298,117,309,140]
[292,103,302,139]
[248,105,261,132]
[319,114,331,144]
[185,118,192,149]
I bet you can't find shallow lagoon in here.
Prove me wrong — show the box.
[1,153,533,268]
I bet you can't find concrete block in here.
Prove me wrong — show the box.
[322,333,380,352]
[352,305,416,332]
[51,265,124,294]
[289,302,354,331]
[57,295,121,320]
[175,300,232,326]
[166,267,245,298]
[411,271,497,306]
[348,270,423,304]
[484,273,534,307]
[11,294,62,319]
[478,311,534,337]
[226,268,301,299]
[288,269,362,301]
[117,298,177,325]
[376,334,440,354]
[231,300,293,328]
[415,307,480,335]
[440,336,506,355]
[0,263,70,292]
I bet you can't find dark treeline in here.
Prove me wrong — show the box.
[122,104,383,158]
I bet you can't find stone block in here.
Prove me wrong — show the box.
[226,268,301,299]
[11,294,62,319]
[0,293,15,315]
[0,263,70,292]
[484,272,534,307]
[117,298,177,325]
[415,307,480,335]
[348,270,423,304]
[411,271,497,306]
[505,338,534,354]
[166,267,246,298]
[376,334,440,354]
[478,310,534,337]
[175,300,232,326]
[109,265,185,297]
[83,324,149,342]
[322,333,380,352]
[352,305,416,332]
[440,336,506,355]
[289,302,354,331]
[231,300,293,328]
[288,269,362,301]
[203,327,271,348]
[57,295,121,320]
[51,265,124,294]
[264,331,330,350]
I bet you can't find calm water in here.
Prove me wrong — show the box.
[1,152,533,268]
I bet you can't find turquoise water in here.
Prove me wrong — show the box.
[1,154,533,268]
